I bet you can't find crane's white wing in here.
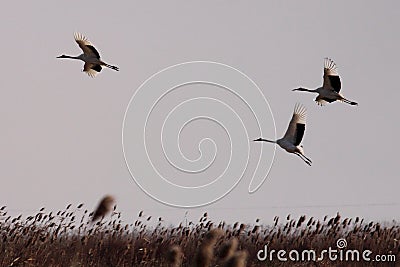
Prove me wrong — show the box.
[315,95,337,106]
[282,103,307,146]
[74,32,101,59]
[323,58,341,93]
[83,63,102,77]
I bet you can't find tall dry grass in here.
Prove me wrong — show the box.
[0,204,399,266]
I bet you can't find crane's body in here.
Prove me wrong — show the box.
[276,138,304,154]
[293,58,358,106]
[254,103,312,166]
[57,33,119,77]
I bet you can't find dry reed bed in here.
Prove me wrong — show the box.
[0,205,399,266]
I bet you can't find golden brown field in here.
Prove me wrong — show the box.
[0,204,399,267]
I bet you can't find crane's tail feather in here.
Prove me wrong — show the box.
[105,64,119,71]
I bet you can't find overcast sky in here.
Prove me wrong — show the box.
[1,1,399,225]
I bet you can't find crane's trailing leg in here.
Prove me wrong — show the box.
[295,152,312,166]
[105,64,119,71]
[342,98,358,106]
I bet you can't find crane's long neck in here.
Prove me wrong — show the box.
[293,87,319,93]
[57,55,80,60]
[253,138,276,143]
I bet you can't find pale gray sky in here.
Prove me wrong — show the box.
[1,1,399,224]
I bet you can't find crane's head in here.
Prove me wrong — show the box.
[292,87,306,91]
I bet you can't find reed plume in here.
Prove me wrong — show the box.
[166,245,183,267]
[195,228,223,267]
